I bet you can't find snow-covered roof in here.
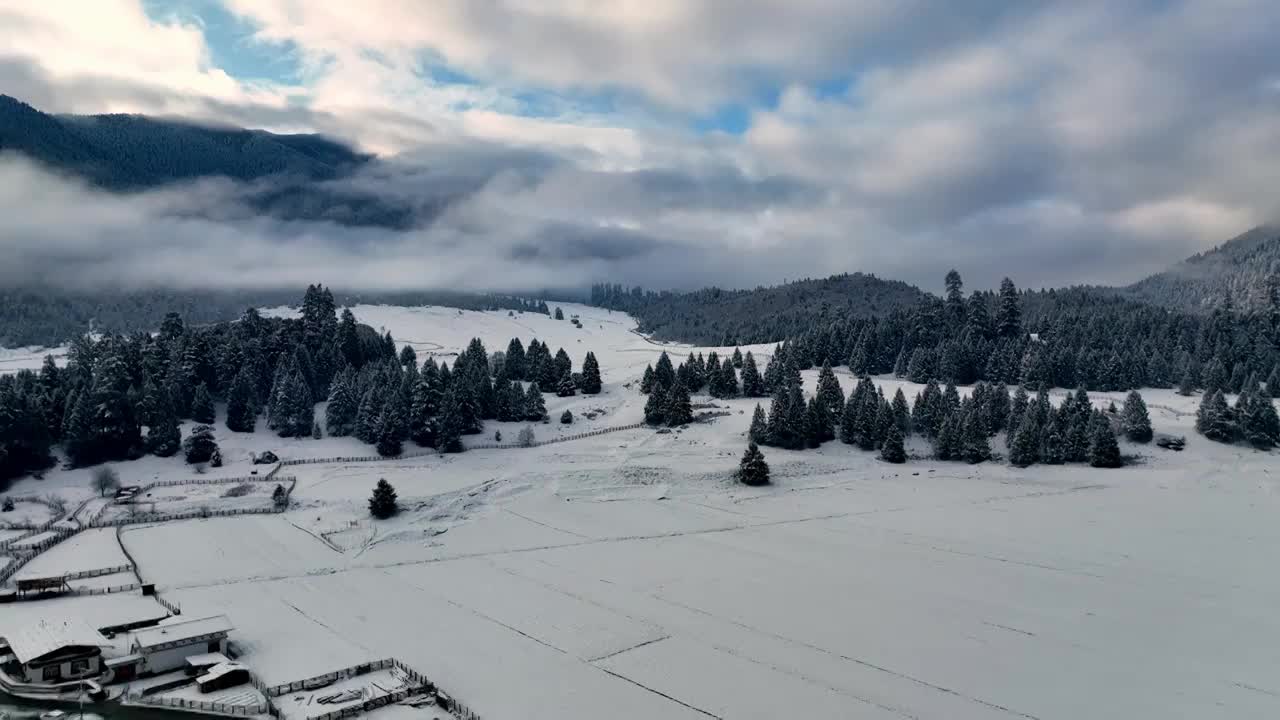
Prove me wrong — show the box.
[197,662,247,684]
[130,615,232,650]
[3,617,110,664]
[185,652,230,667]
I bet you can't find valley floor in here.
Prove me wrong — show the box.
[3,302,1278,719]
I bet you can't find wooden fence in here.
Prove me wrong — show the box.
[128,690,270,716]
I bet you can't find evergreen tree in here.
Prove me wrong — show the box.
[881,424,906,463]
[556,376,577,397]
[325,371,358,437]
[146,391,181,458]
[190,383,215,424]
[580,352,603,394]
[767,389,791,447]
[653,352,676,392]
[1121,390,1153,443]
[816,361,844,417]
[183,424,219,464]
[640,365,655,394]
[1089,412,1123,468]
[962,412,991,464]
[1265,365,1280,399]
[355,386,384,444]
[784,385,808,449]
[749,403,768,444]
[891,388,912,435]
[1007,386,1029,438]
[1042,422,1065,465]
[995,277,1022,338]
[738,442,770,486]
[1008,418,1039,468]
[1238,392,1280,448]
[226,368,257,433]
[740,352,765,397]
[376,395,406,457]
[731,348,744,369]
[505,338,527,381]
[804,397,826,448]
[1177,367,1197,396]
[645,384,669,425]
[437,388,466,453]
[524,382,547,421]
[665,381,693,427]
[369,479,399,519]
[934,415,959,461]
[1196,390,1237,443]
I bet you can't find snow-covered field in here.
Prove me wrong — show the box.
[3,302,1279,719]
[0,343,67,376]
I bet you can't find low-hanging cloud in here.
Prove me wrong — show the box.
[2,0,1280,294]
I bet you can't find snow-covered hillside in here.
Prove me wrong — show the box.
[3,302,1279,719]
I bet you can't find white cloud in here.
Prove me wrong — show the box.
[1,0,1278,292]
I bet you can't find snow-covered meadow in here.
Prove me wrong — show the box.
[3,302,1279,719]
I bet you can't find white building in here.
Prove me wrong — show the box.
[1,617,110,683]
[124,615,233,676]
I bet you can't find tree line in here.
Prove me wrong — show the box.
[0,285,605,489]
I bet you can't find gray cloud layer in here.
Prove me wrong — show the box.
[1,1,1279,294]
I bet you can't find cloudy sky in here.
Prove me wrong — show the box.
[1,0,1279,293]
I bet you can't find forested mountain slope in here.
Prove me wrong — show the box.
[1125,225,1280,312]
[0,94,367,188]
[590,273,930,345]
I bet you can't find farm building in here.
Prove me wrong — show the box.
[0,617,110,683]
[122,615,233,676]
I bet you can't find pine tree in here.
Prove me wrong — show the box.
[816,361,844,417]
[1177,366,1197,396]
[731,348,744,369]
[580,352,603,394]
[1042,422,1065,465]
[645,383,668,425]
[369,479,399,519]
[891,388,912,435]
[556,376,577,397]
[1007,386,1029,438]
[640,365,655,394]
[880,424,906,463]
[804,397,825,448]
[1089,412,1122,468]
[738,442,771,486]
[226,367,257,433]
[524,382,547,422]
[183,424,219,464]
[767,389,791,447]
[740,352,765,397]
[560,409,573,425]
[1121,390,1152,443]
[934,415,958,461]
[749,403,768,444]
[784,385,807,449]
[1196,390,1237,443]
[1238,392,1280,448]
[995,277,1021,338]
[1008,419,1039,468]
[147,391,181,458]
[665,381,693,427]
[376,395,406,457]
[962,411,991,464]
[1265,365,1280,399]
[645,352,671,392]
[325,371,358,437]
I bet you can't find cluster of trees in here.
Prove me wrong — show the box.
[742,352,1132,468]
[772,271,1280,395]
[324,335,600,457]
[1196,386,1280,448]
[597,269,1280,398]
[640,349,762,427]
[0,284,607,487]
